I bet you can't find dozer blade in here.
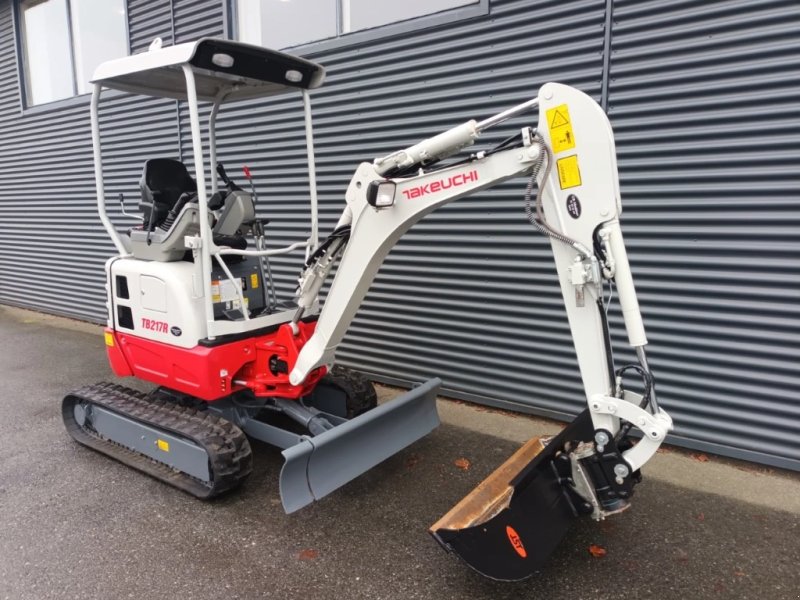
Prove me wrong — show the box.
[279,378,441,513]
[430,409,594,581]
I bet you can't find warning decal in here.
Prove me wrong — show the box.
[211,278,242,304]
[546,103,576,154]
[550,109,569,128]
[556,155,582,189]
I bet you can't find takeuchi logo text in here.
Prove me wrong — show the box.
[401,170,479,199]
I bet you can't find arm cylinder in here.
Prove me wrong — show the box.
[607,223,647,347]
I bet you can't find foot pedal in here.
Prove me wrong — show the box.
[430,409,595,581]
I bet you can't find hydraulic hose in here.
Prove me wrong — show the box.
[524,137,592,258]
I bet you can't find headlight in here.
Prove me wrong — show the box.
[366,181,396,208]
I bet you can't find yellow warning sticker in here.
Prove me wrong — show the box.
[104,331,114,347]
[546,104,576,154]
[250,273,259,289]
[556,155,582,189]
[211,280,221,303]
[156,439,170,453]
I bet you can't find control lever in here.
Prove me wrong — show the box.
[216,162,231,185]
[216,162,242,192]
[118,193,141,220]
[243,165,259,204]
[145,203,156,245]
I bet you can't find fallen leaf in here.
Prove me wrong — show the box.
[588,544,607,558]
[733,570,746,577]
[454,457,471,470]
[298,549,319,560]
[696,512,705,522]
[405,454,420,469]
[690,453,710,462]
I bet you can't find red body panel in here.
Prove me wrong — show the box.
[106,321,325,401]
[104,329,133,377]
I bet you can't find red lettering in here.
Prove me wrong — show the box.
[141,318,168,333]
[399,169,480,200]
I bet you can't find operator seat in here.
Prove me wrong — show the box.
[129,158,248,262]
[138,158,197,228]
[128,158,203,261]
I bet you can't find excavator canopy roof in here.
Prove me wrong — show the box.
[91,38,325,102]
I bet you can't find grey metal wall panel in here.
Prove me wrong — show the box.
[172,0,224,42]
[0,0,797,471]
[606,0,800,468]
[128,0,174,51]
[0,0,179,321]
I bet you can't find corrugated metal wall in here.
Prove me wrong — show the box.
[0,0,180,320]
[606,0,800,467]
[0,0,797,470]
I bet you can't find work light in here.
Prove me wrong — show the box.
[367,181,396,208]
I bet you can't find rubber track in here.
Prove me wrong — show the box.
[322,365,378,418]
[63,382,252,499]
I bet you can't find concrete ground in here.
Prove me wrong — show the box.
[1,305,798,600]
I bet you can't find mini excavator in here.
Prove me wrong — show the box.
[64,38,672,581]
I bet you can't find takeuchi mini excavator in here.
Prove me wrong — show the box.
[63,38,673,581]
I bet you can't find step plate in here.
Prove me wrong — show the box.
[431,409,595,581]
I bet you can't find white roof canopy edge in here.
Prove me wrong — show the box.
[91,37,325,102]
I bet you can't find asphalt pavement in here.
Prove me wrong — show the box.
[1,305,798,600]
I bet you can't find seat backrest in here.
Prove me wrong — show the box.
[139,159,197,228]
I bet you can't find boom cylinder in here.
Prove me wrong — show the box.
[374,120,479,175]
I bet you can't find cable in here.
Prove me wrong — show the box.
[486,131,523,155]
[386,131,525,178]
[523,136,592,257]
[597,298,617,384]
[614,364,655,442]
[302,224,351,271]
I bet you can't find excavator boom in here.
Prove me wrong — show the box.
[289,83,672,579]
